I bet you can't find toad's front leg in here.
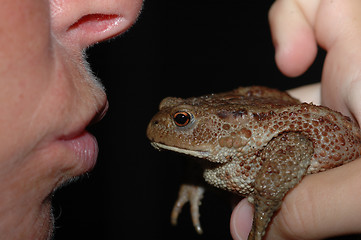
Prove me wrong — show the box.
[171,184,205,234]
[248,132,314,240]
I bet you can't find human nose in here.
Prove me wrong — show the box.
[51,0,143,49]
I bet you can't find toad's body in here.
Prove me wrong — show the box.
[146,86,361,240]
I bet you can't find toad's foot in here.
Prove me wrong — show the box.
[171,184,205,234]
[248,132,313,240]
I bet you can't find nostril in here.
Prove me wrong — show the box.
[51,0,143,49]
[64,13,130,48]
[68,14,123,34]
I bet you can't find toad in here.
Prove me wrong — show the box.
[146,86,361,240]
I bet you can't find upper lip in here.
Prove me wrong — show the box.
[60,98,109,141]
[89,99,109,127]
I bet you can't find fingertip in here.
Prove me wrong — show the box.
[275,29,317,77]
[269,0,317,77]
[230,198,253,240]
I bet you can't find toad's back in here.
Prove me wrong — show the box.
[150,86,361,173]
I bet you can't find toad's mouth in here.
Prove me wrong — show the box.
[151,142,211,159]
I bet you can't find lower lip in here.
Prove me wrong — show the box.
[63,131,99,173]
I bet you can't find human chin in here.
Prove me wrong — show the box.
[16,126,100,239]
[0,186,55,240]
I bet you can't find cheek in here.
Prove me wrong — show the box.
[0,1,56,165]
[0,48,93,190]
[0,46,73,174]
[0,69,52,168]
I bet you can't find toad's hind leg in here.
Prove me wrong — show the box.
[248,132,314,240]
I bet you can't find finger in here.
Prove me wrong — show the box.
[230,159,361,240]
[344,79,361,125]
[269,0,318,77]
[230,198,253,240]
[321,45,361,125]
[266,158,361,240]
[287,82,321,104]
[313,1,361,124]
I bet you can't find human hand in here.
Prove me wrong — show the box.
[269,0,361,124]
[231,1,361,239]
[231,158,361,240]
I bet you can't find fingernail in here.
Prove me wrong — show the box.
[230,198,253,240]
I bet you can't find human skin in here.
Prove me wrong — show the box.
[231,1,361,239]
[0,0,142,239]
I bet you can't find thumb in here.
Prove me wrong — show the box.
[230,198,253,240]
[230,158,361,240]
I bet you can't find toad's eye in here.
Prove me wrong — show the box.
[173,111,191,127]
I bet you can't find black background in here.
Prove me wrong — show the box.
[52,1,330,239]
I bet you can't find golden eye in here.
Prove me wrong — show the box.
[173,111,191,127]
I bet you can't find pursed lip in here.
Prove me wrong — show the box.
[57,99,109,175]
[61,130,99,173]
[60,100,109,141]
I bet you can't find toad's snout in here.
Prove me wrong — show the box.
[146,112,169,143]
